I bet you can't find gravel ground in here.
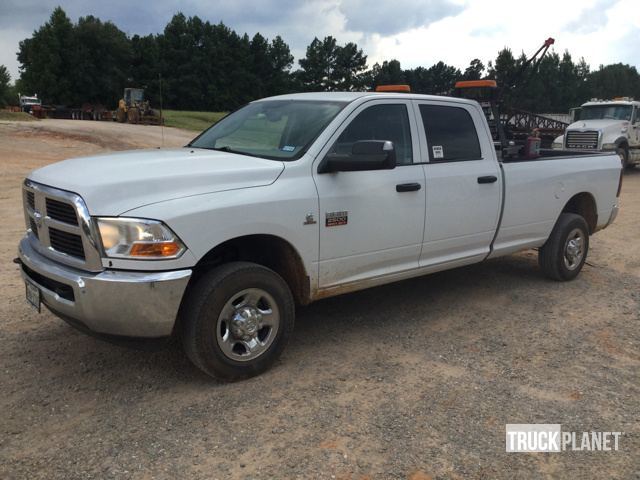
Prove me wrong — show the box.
[0,119,638,479]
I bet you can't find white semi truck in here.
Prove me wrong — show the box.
[553,98,640,169]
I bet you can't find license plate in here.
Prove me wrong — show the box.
[25,281,41,313]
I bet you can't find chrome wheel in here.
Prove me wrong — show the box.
[216,288,280,362]
[563,228,585,271]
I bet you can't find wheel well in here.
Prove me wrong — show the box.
[562,193,597,234]
[191,235,311,305]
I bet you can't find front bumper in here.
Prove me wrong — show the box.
[18,236,192,338]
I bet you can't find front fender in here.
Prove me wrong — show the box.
[123,176,320,284]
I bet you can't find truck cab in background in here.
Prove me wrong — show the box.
[19,94,42,114]
[554,98,640,169]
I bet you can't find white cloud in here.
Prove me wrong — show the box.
[338,0,464,35]
[1,0,638,82]
[0,27,30,82]
[366,0,639,71]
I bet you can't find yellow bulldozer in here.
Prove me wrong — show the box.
[115,88,162,125]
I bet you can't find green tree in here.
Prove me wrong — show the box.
[158,13,203,110]
[0,65,10,107]
[267,36,294,95]
[72,15,131,106]
[17,7,75,105]
[17,7,131,106]
[587,63,640,100]
[369,59,405,88]
[249,33,272,99]
[332,42,368,91]
[298,36,368,91]
[130,34,161,105]
[575,57,591,105]
[556,51,580,112]
[424,61,461,94]
[403,66,424,91]
[298,36,338,91]
[462,59,485,80]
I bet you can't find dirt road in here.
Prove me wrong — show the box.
[1,119,638,479]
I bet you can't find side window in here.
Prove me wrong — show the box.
[419,105,482,162]
[329,104,413,165]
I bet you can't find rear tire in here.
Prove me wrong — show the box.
[538,213,589,281]
[180,262,295,381]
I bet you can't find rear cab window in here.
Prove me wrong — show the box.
[417,104,482,162]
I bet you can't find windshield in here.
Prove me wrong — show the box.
[579,105,632,121]
[189,100,346,160]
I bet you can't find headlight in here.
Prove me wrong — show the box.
[96,218,186,259]
[552,142,563,150]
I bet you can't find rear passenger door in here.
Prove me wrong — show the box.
[414,101,502,267]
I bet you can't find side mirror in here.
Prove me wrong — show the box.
[319,140,397,174]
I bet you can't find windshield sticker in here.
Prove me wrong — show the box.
[432,145,444,159]
[282,145,296,152]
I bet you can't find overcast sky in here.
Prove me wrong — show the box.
[1,0,638,82]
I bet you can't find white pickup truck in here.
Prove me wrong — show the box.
[18,92,622,380]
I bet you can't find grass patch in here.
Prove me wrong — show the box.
[0,111,38,122]
[162,110,228,131]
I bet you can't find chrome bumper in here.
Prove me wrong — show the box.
[18,236,192,338]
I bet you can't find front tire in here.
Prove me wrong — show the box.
[616,146,631,170]
[538,213,589,281]
[180,262,295,381]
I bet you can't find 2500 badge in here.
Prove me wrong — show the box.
[326,211,348,227]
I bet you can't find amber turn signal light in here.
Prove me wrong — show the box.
[129,241,183,257]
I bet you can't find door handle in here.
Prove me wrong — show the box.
[396,183,422,192]
[477,175,498,184]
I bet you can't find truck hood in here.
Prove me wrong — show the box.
[567,119,629,132]
[28,148,285,215]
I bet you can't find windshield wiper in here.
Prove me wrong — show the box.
[210,145,257,158]
[212,145,237,153]
[191,144,281,161]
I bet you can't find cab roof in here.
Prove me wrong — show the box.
[255,91,480,107]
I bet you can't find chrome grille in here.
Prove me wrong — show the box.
[22,180,103,272]
[49,227,85,259]
[26,190,35,210]
[565,130,599,149]
[46,198,78,225]
[29,218,39,239]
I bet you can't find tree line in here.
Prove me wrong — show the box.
[2,6,640,113]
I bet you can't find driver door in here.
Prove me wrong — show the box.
[312,100,426,289]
